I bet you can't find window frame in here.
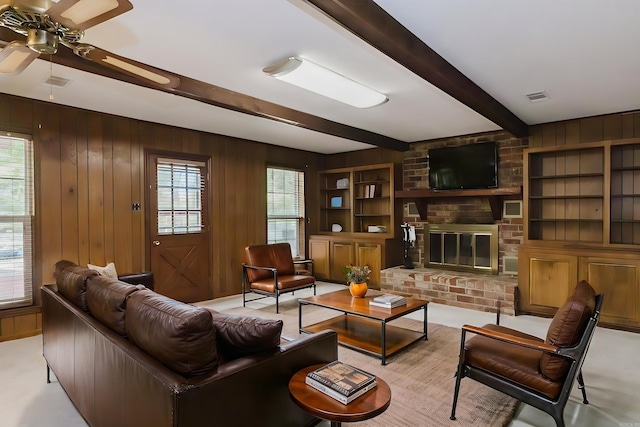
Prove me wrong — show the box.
[0,131,34,310]
[266,165,306,258]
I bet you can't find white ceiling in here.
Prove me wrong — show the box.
[1,0,640,154]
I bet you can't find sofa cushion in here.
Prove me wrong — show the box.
[208,310,283,360]
[54,260,99,312]
[86,276,143,336]
[126,289,218,376]
[540,280,596,380]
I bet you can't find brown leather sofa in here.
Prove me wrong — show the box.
[42,260,338,427]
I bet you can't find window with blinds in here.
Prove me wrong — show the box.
[0,132,34,309]
[157,159,205,235]
[267,167,305,258]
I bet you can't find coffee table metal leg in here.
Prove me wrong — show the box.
[330,422,341,427]
[423,304,428,340]
[298,301,303,333]
[381,321,387,365]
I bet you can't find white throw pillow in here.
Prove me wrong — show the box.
[87,262,119,279]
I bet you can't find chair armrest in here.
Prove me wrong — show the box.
[242,264,277,274]
[462,324,559,354]
[118,272,154,290]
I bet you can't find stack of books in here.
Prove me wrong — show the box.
[305,361,377,404]
[369,294,407,309]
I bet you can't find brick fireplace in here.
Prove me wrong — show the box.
[380,130,527,315]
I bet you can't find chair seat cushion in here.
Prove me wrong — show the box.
[250,275,315,292]
[465,324,562,399]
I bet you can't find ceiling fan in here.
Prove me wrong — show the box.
[0,0,179,87]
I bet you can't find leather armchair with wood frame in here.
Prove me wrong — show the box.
[450,280,603,427]
[242,243,316,313]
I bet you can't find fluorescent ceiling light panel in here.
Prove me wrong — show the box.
[263,57,388,108]
[0,42,39,74]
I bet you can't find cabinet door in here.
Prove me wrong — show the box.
[330,241,354,282]
[356,242,382,287]
[309,239,330,280]
[579,256,640,326]
[518,248,578,314]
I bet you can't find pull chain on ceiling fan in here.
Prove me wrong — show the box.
[0,0,178,88]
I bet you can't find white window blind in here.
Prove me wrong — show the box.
[267,167,305,257]
[156,158,205,235]
[0,132,34,309]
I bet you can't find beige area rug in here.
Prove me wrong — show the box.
[222,299,519,427]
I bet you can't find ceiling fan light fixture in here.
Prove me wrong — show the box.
[26,28,58,54]
[262,57,388,108]
[0,42,39,74]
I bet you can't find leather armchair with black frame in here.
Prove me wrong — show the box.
[450,280,603,427]
[242,243,316,313]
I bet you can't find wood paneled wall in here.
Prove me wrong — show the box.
[530,111,640,147]
[0,93,321,303]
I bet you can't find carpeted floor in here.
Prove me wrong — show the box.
[220,299,519,427]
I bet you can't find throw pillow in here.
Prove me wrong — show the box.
[87,262,118,279]
[209,311,283,360]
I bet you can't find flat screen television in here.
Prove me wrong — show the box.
[428,142,498,190]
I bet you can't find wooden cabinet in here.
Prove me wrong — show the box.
[520,139,640,330]
[310,163,402,287]
[309,236,401,287]
[519,245,640,330]
[330,240,355,281]
[356,242,382,286]
[309,239,330,280]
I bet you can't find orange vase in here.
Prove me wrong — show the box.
[349,282,368,298]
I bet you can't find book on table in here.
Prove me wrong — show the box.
[306,361,377,404]
[370,294,407,308]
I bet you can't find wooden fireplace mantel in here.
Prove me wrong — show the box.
[395,187,522,221]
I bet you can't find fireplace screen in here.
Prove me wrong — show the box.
[427,224,498,274]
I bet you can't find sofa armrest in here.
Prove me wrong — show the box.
[118,272,154,290]
[177,330,338,427]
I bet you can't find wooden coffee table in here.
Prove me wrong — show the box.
[289,364,391,427]
[299,289,428,365]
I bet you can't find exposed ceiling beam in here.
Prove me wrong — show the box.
[305,0,530,138]
[0,28,409,151]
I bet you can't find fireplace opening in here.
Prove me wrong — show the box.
[426,224,499,274]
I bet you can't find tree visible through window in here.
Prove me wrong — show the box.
[267,167,305,258]
[0,132,34,309]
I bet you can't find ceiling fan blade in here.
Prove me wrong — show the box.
[46,0,133,31]
[71,43,180,88]
[0,41,39,74]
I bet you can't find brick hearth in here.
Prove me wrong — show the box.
[380,267,517,315]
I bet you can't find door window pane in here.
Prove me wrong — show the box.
[157,160,204,235]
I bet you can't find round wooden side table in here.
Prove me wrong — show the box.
[289,364,391,427]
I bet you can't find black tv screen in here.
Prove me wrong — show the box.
[428,142,498,190]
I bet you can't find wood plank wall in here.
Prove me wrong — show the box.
[0,93,322,308]
[529,111,640,147]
